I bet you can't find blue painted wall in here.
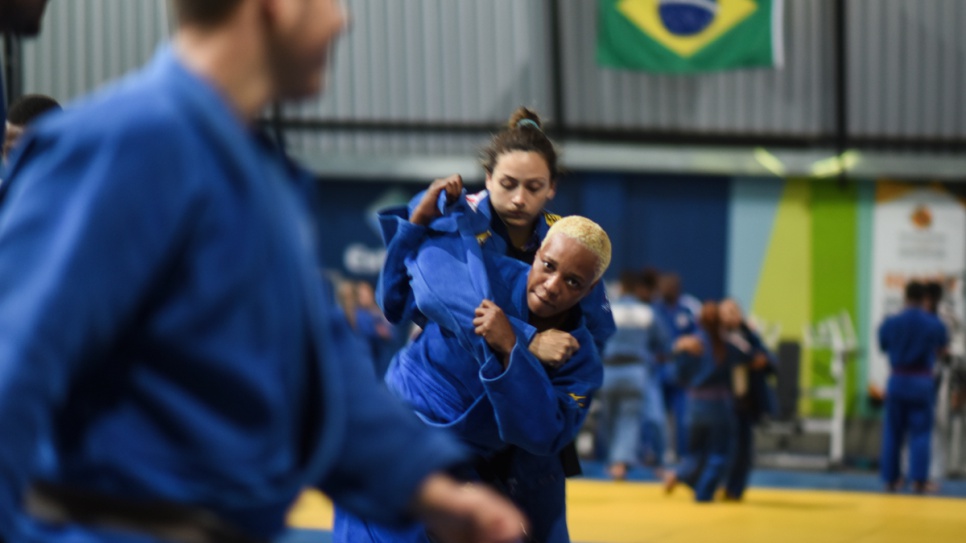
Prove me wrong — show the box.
[551,172,730,301]
[313,172,731,301]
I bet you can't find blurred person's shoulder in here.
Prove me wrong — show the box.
[35,68,198,153]
[9,61,221,197]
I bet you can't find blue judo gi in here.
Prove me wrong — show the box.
[336,196,603,543]
[388,190,615,479]
[599,295,668,468]
[723,325,777,499]
[392,189,615,354]
[878,307,949,486]
[673,330,742,502]
[653,300,697,460]
[0,47,465,543]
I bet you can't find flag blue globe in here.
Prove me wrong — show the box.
[658,0,718,36]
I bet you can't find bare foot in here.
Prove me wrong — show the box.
[608,463,628,482]
[913,481,939,494]
[662,470,678,495]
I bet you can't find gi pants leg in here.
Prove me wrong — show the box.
[677,398,734,502]
[600,364,646,467]
[724,412,754,498]
[640,363,667,466]
[883,374,936,486]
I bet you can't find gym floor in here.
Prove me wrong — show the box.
[280,463,966,543]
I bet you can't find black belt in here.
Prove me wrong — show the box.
[893,367,931,377]
[25,482,263,543]
[603,355,644,367]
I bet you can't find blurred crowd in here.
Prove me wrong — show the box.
[592,268,777,502]
[588,270,965,500]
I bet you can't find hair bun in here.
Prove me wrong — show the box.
[508,107,543,131]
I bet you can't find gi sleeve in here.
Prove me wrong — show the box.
[382,202,500,351]
[315,314,467,526]
[476,325,603,456]
[0,122,200,532]
[649,316,672,361]
[376,207,424,325]
[747,328,778,373]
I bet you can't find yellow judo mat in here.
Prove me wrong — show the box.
[287,480,966,543]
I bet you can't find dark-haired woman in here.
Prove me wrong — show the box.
[663,302,745,502]
[386,107,615,355]
[379,108,615,481]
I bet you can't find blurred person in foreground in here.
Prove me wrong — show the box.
[0,0,526,542]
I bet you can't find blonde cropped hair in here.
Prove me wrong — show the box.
[542,216,612,281]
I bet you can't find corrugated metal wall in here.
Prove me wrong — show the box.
[847,0,966,140]
[22,0,170,102]
[15,0,966,153]
[286,0,552,156]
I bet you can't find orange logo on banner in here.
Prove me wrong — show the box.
[910,205,932,229]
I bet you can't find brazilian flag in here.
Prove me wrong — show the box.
[597,0,784,73]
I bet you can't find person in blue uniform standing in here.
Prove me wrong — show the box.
[0,1,528,542]
[879,281,949,493]
[663,302,744,502]
[719,298,777,500]
[653,273,698,461]
[337,177,612,543]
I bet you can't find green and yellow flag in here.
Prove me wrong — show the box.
[597,0,784,73]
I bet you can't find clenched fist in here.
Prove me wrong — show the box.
[411,174,463,226]
[673,335,703,356]
[474,300,516,360]
[528,330,580,369]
